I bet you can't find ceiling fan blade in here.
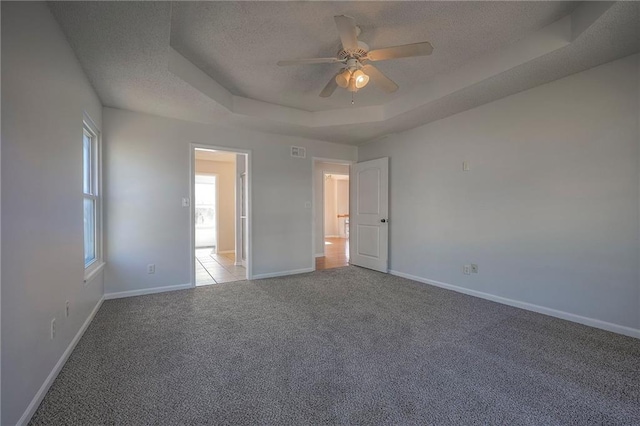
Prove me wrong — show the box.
[362,64,398,93]
[367,42,433,61]
[277,58,343,66]
[334,15,359,51]
[319,72,340,98]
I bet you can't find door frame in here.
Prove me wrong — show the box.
[194,173,219,253]
[311,157,354,271]
[190,143,253,286]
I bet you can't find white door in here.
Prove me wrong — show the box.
[240,172,248,268]
[350,157,389,272]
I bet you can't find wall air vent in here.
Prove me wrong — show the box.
[291,146,306,158]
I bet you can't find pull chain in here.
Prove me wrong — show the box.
[351,91,355,105]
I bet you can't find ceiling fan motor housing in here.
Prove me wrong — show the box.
[338,41,370,62]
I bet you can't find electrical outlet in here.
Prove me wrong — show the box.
[463,161,470,171]
[51,318,56,340]
[471,264,478,274]
[463,265,471,275]
[65,300,70,317]
[147,264,155,274]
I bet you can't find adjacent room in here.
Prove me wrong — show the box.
[193,148,248,285]
[2,1,639,425]
[320,173,350,270]
[315,160,351,270]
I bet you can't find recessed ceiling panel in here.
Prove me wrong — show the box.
[169,1,579,112]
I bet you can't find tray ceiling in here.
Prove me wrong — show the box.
[49,1,640,145]
[169,1,579,112]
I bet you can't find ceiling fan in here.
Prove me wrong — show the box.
[277,15,433,98]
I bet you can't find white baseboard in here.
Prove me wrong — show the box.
[104,283,192,300]
[17,296,105,426]
[389,270,640,339]
[315,253,325,258]
[252,268,314,280]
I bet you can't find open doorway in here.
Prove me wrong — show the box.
[192,147,250,285]
[313,160,351,270]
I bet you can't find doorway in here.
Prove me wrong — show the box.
[313,160,351,270]
[192,147,250,285]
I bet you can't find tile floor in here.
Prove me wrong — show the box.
[195,248,246,286]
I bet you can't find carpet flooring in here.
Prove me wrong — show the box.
[30,266,640,425]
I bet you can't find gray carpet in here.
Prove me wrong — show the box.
[30,266,640,425]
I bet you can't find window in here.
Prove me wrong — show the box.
[194,175,217,249]
[83,119,101,270]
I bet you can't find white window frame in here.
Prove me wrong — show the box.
[83,114,104,282]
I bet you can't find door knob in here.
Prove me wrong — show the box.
[380,219,387,223]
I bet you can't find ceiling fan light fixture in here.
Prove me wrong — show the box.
[352,69,369,89]
[335,69,351,88]
[279,15,432,100]
[348,76,358,92]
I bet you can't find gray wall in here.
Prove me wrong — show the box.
[1,2,104,424]
[103,108,356,292]
[359,54,640,332]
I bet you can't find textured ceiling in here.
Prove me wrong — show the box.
[266,0,640,144]
[49,1,231,119]
[169,1,579,111]
[48,1,639,145]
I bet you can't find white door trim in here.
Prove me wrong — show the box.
[190,144,252,285]
[311,157,354,271]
